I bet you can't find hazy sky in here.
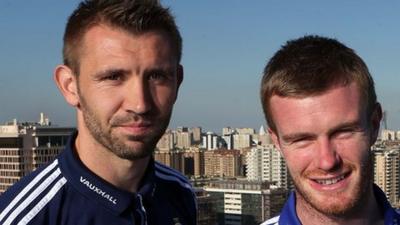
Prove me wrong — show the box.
[1,1,399,132]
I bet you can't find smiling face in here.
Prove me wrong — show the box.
[73,25,182,160]
[268,82,380,217]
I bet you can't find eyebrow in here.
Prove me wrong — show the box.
[143,66,175,75]
[92,68,130,79]
[92,66,176,78]
[328,121,363,134]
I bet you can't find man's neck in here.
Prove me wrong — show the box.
[296,188,384,225]
[74,130,150,193]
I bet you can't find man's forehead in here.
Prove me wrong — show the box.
[81,24,175,56]
[269,83,364,132]
[269,82,362,104]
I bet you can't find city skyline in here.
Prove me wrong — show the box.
[1,1,400,132]
[1,114,399,222]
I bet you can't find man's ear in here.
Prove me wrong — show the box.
[53,65,80,108]
[268,127,282,153]
[370,102,383,144]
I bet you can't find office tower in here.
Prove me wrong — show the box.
[233,133,252,150]
[155,147,205,178]
[204,149,241,177]
[154,148,184,173]
[222,134,233,150]
[0,115,74,194]
[190,127,202,144]
[156,129,175,150]
[176,126,188,132]
[203,132,219,150]
[204,179,287,225]
[381,129,397,141]
[176,130,192,149]
[373,148,400,207]
[246,145,292,190]
[235,128,255,135]
[222,127,234,136]
[246,147,262,181]
[182,147,205,177]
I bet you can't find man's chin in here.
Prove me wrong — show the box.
[108,126,165,160]
[117,151,152,161]
[113,143,154,161]
[309,195,355,216]
[105,135,155,160]
[297,184,361,217]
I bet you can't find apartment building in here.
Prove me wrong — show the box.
[0,115,74,194]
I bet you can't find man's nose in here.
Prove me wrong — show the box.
[123,79,152,115]
[315,137,341,171]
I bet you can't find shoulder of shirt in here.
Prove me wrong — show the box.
[154,161,194,193]
[260,215,280,225]
[154,161,198,220]
[0,159,68,224]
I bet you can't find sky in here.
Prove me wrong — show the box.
[0,1,399,133]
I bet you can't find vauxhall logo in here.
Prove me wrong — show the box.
[80,176,118,205]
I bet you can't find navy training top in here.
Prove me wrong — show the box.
[0,132,197,225]
[261,184,400,225]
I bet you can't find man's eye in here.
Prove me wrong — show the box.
[293,138,305,143]
[292,138,310,145]
[335,130,355,139]
[288,137,313,149]
[149,72,171,83]
[105,73,122,81]
[95,69,127,82]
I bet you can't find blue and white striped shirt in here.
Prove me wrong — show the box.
[261,185,400,225]
[0,132,196,225]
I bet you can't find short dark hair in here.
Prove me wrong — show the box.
[260,35,377,132]
[63,0,182,74]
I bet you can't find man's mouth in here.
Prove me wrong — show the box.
[309,170,353,186]
[313,174,346,185]
[120,123,151,128]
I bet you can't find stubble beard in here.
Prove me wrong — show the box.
[293,153,374,218]
[79,96,171,161]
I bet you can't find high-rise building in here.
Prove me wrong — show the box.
[155,147,205,178]
[222,134,234,150]
[246,147,262,181]
[381,129,398,141]
[0,115,74,194]
[204,179,288,225]
[203,132,219,150]
[235,128,255,135]
[176,131,192,149]
[373,147,400,207]
[182,147,205,177]
[245,145,292,189]
[176,126,189,132]
[204,149,242,178]
[190,127,202,144]
[233,134,252,150]
[222,127,234,136]
[154,148,184,173]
